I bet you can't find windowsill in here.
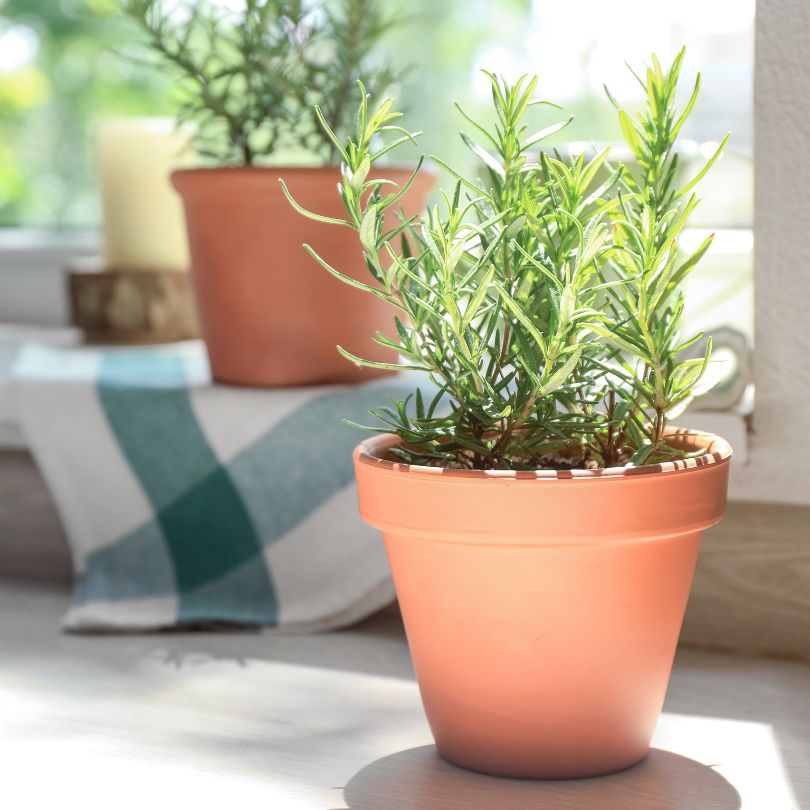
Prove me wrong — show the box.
[0,229,97,327]
[0,227,96,249]
[0,321,752,500]
[0,230,778,505]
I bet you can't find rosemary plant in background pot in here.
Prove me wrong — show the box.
[121,0,434,386]
[287,49,732,779]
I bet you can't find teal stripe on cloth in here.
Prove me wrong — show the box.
[229,380,416,547]
[75,521,174,604]
[97,355,219,511]
[96,353,277,623]
[177,556,283,624]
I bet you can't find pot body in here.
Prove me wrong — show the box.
[353,430,732,779]
[172,166,434,386]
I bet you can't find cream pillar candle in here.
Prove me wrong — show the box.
[97,118,196,271]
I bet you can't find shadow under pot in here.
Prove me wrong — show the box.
[353,428,733,780]
[171,166,435,387]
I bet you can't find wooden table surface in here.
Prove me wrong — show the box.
[1,579,807,809]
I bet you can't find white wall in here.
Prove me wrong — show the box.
[731,0,810,505]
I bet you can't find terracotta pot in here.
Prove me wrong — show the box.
[171,166,435,386]
[353,428,732,779]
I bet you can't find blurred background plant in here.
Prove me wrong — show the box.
[119,0,400,164]
[0,0,754,343]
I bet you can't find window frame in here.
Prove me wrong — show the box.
[5,1,805,504]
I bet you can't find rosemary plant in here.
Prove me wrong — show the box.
[283,49,729,470]
[120,0,399,164]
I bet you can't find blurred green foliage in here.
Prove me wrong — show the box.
[0,0,543,228]
[0,0,178,227]
[0,0,750,234]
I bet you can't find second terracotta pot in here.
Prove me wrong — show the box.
[172,166,434,386]
[354,428,732,779]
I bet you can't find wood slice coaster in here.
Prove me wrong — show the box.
[67,257,201,345]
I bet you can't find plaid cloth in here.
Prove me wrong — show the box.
[9,341,414,632]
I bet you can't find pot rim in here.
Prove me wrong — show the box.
[355,427,732,482]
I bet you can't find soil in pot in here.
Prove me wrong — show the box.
[172,166,435,387]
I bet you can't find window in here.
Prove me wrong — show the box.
[0,0,173,228]
[401,0,756,347]
[1,0,754,377]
